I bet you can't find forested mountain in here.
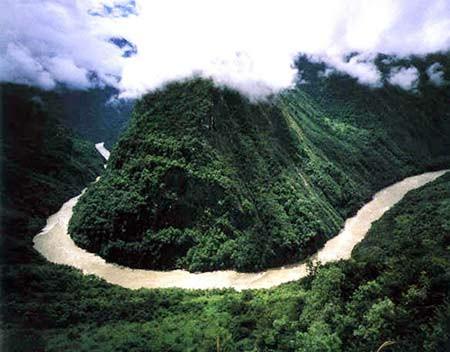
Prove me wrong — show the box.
[1,81,132,263]
[69,54,450,272]
[4,153,450,352]
[2,55,450,351]
[57,86,133,148]
[0,83,104,263]
[0,83,133,149]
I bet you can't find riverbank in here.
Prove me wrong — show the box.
[33,145,448,290]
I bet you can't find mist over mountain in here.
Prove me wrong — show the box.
[68,54,450,272]
[2,0,450,98]
[3,51,449,350]
[2,3,450,351]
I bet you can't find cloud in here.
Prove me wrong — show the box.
[89,0,137,18]
[0,43,55,89]
[1,0,450,97]
[315,53,382,86]
[0,0,126,90]
[388,66,420,90]
[426,62,445,86]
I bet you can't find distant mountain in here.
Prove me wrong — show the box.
[57,86,133,148]
[1,83,133,148]
[69,55,450,272]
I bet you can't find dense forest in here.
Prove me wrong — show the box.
[1,84,104,264]
[69,54,450,272]
[4,165,450,351]
[2,54,450,351]
[57,86,133,148]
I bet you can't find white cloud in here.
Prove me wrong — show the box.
[426,62,445,86]
[316,53,382,86]
[388,66,420,90]
[0,43,55,89]
[46,57,91,89]
[0,0,125,90]
[1,0,450,97]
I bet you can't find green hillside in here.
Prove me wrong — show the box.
[69,60,450,272]
[4,164,450,352]
[57,86,133,148]
[0,83,104,263]
[2,56,450,351]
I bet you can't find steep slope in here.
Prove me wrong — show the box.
[0,83,133,149]
[70,79,339,272]
[293,54,450,173]
[69,70,450,272]
[5,170,450,352]
[0,83,104,264]
[57,86,133,148]
[2,56,450,352]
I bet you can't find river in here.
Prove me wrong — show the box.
[33,144,448,290]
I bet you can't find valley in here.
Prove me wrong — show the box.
[3,2,450,350]
[68,75,450,273]
[33,145,448,289]
[2,54,450,352]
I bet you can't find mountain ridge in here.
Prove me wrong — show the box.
[69,58,450,272]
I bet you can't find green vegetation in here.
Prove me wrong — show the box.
[3,169,450,351]
[2,55,450,351]
[57,86,133,148]
[1,83,104,263]
[70,55,450,271]
[71,78,340,272]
